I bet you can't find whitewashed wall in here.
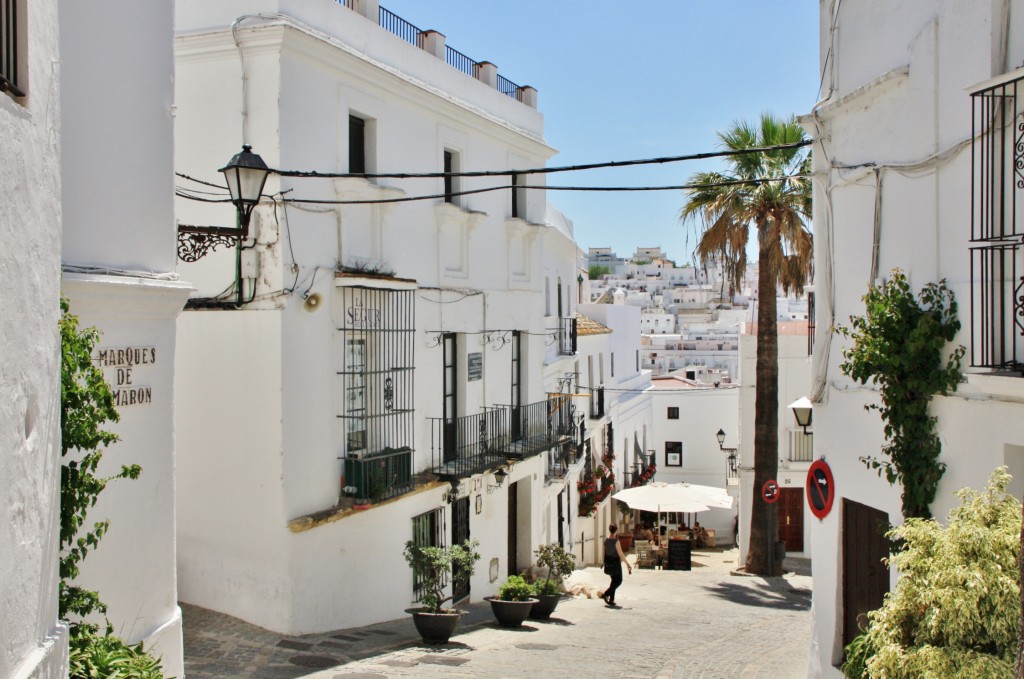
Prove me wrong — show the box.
[174,4,568,634]
[58,1,188,674]
[651,384,739,541]
[806,1,1024,675]
[0,0,68,676]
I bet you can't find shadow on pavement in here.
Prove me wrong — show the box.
[702,580,811,611]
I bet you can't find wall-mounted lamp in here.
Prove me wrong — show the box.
[716,428,738,473]
[177,145,271,262]
[788,397,813,434]
[442,478,461,504]
[487,467,509,494]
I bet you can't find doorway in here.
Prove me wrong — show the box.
[451,496,471,603]
[842,499,890,646]
[507,481,519,576]
[778,487,804,552]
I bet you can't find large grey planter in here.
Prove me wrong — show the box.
[487,597,538,628]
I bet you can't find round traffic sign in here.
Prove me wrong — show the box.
[761,479,780,504]
[806,459,835,519]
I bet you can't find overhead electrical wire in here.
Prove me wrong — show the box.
[176,174,808,207]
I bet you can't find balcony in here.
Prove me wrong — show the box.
[589,386,605,419]
[343,446,413,502]
[430,397,575,479]
[556,317,577,356]
[788,429,814,464]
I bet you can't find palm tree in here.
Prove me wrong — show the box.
[679,113,812,576]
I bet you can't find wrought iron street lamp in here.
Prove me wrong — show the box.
[716,429,738,473]
[220,144,271,236]
[177,145,271,262]
[788,397,813,434]
[487,467,509,494]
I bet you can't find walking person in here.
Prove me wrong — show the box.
[602,524,631,606]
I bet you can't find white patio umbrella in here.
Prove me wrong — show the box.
[612,482,734,514]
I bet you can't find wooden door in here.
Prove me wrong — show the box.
[842,499,890,646]
[778,487,804,552]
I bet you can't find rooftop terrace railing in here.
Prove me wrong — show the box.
[378,5,424,48]
[338,2,529,104]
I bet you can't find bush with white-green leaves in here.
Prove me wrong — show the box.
[843,467,1020,678]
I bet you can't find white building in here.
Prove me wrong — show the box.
[804,1,1024,675]
[172,1,644,635]
[1,1,68,676]
[59,1,190,674]
[649,377,740,543]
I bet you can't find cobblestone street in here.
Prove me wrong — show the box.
[183,549,812,678]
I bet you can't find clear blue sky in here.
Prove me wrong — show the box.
[381,1,821,265]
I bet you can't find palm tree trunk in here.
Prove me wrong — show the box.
[746,225,781,576]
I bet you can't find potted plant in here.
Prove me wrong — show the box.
[616,501,634,551]
[487,575,537,628]
[402,539,481,644]
[530,544,577,620]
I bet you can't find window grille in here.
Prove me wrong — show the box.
[0,0,23,97]
[338,287,415,488]
[411,509,442,602]
[969,70,1024,372]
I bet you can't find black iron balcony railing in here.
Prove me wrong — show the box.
[496,74,524,102]
[556,317,577,356]
[445,45,478,78]
[969,70,1024,372]
[431,397,574,479]
[378,5,424,48]
[344,446,413,502]
[338,2,526,103]
[590,386,605,419]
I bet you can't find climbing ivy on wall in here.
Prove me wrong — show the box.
[837,270,964,520]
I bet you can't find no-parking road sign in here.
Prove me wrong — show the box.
[806,459,835,519]
[761,479,780,504]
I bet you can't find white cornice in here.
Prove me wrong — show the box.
[175,20,554,158]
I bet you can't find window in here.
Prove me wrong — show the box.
[349,114,376,175]
[349,115,365,173]
[511,172,526,219]
[667,407,679,420]
[665,441,682,467]
[411,509,442,602]
[969,70,1024,370]
[443,149,460,204]
[610,353,615,377]
[1,0,24,97]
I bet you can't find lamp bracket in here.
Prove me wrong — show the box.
[177,224,244,262]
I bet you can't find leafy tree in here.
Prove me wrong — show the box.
[843,468,1020,678]
[678,112,812,575]
[60,299,164,678]
[403,539,481,613]
[533,543,577,595]
[837,270,964,519]
[588,265,610,280]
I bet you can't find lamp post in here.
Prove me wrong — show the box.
[177,145,271,262]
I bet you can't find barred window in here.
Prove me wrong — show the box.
[1,0,25,98]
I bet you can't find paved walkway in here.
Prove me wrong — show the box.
[182,549,812,679]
